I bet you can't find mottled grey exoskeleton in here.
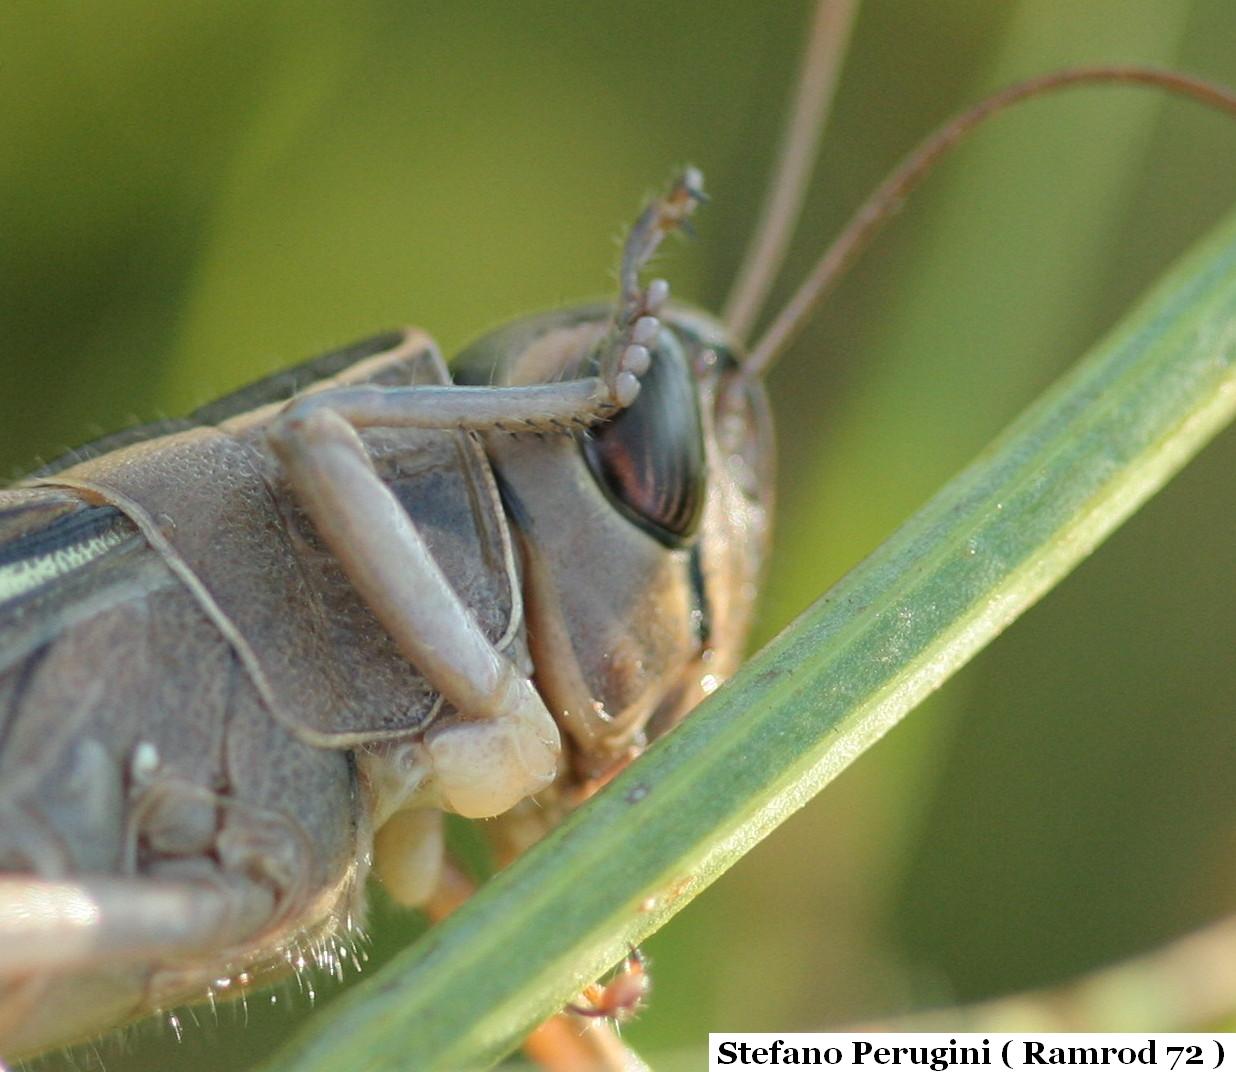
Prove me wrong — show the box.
[0,171,774,1058]
[5,1,1236,1057]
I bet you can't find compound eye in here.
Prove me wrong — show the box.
[582,342,706,546]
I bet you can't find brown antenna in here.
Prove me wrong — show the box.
[722,0,859,343]
[743,66,1236,380]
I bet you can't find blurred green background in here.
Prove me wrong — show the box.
[4,1,1236,1068]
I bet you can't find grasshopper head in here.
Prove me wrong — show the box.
[453,303,773,778]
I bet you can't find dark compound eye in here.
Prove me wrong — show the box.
[582,339,706,546]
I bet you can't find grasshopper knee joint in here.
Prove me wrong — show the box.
[426,700,560,819]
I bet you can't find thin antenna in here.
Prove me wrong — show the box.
[722,0,859,343]
[744,66,1236,380]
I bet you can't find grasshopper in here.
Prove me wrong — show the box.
[0,164,776,1059]
[4,1,1236,1066]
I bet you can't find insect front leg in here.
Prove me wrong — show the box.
[268,402,558,821]
[266,256,684,825]
[275,296,669,436]
[276,169,702,437]
[267,331,668,814]
[268,171,702,836]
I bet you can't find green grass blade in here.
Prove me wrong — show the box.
[257,209,1236,1072]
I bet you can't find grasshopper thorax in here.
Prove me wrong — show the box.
[453,302,773,778]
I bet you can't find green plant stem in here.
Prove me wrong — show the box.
[257,209,1236,1072]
